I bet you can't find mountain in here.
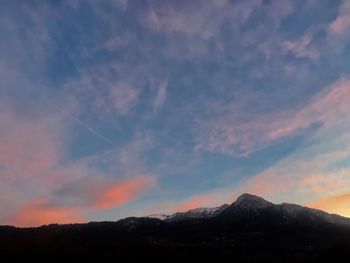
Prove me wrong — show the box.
[1,193,350,262]
[148,203,229,221]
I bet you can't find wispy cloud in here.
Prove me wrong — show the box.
[233,78,350,204]
[1,0,350,223]
[329,0,350,34]
[196,77,350,156]
[110,81,140,115]
[282,34,319,61]
[153,80,167,113]
[0,101,158,226]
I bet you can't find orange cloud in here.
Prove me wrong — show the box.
[308,193,350,218]
[93,176,156,210]
[6,197,84,227]
[3,175,157,226]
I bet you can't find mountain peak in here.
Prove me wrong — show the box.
[233,193,273,209]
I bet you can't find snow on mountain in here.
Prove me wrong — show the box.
[147,214,171,220]
[148,204,229,221]
[147,193,350,227]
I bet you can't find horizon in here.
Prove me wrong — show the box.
[4,192,350,228]
[1,0,350,227]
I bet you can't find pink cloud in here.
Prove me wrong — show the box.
[5,197,84,227]
[0,110,63,186]
[196,78,350,156]
[93,176,156,210]
[329,1,350,34]
[1,174,157,226]
[0,104,158,225]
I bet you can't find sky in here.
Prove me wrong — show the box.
[1,0,350,227]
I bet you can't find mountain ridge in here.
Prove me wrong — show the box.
[2,193,350,262]
[145,193,350,226]
[2,193,349,228]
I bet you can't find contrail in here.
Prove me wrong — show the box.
[57,107,115,146]
[42,94,115,146]
[55,35,121,131]
[42,34,119,145]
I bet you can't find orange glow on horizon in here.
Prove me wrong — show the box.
[308,193,350,218]
[6,198,84,227]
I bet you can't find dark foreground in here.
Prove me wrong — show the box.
[1,194,350,262]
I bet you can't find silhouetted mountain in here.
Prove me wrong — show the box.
[1,193,350,262]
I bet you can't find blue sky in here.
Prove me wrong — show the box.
[1,0,350,226]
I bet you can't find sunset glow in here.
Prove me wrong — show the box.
[1,0,350,227]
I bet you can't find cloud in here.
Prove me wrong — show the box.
[230,79,350,208]
[2,173,157,227]
[0,105,91,225]
[1,173,158,226]
[196,77,350,156]
[2,0,349,225]
[93,176,156,210]
[300,172,350,195]
[0,3,53,69]
[61,62,144,119]
[110,81,140,115]
[103,32,134,51]
[186,77,350,215]
[282,34,319,61]
[139,0,288,60]
[115,0,128,11]
[142,0,261,36]
[0,110,64,187]
[329,1,350,34]
[4,197,84,227]
[0,101,157,225]
[308,193,350,217]
[153,80,167,113]
[242,167,350,201]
